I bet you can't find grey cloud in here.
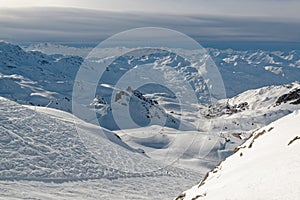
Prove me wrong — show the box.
[0,7,299,45]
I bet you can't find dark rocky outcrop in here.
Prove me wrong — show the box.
[276,89,300,105]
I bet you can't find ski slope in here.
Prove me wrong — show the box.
[0,97,200,199]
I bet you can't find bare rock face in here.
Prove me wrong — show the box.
[276,88,300,105]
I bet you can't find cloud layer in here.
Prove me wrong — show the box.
[0,7,299,48]
[2,0,300,19]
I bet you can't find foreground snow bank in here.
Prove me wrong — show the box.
[176,110,300,200]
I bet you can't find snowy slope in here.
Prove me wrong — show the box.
[176,110,300,200]
[0,176,195,200]
[117,125,234,172]
[0,97,202,199]
[0,97,198,180]
[202,82,300,133]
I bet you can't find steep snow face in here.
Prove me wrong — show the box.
[177,110,300,200]
[95,84,197,131]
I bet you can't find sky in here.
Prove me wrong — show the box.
[1,0,300,18]
[1,0,300,49]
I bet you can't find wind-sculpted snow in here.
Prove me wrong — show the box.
[0,97,198,182]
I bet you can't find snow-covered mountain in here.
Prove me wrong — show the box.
[24,42,300,97]
[176,110,300,200]
[0,41,82,113]
[2,42,204,130]
[209,48,300,97]
[1,41,299,131]
[24,42,92,57]
[202,82,300,133]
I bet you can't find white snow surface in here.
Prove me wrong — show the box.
[0,97,200,199]
[177,110,300,200]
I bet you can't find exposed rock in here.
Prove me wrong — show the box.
[276,89,300,105]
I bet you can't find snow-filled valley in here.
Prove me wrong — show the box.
[1,41,300,199]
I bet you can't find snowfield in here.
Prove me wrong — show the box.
[0,177,194,200]
[176,110,300,200]
[0,97,199,199]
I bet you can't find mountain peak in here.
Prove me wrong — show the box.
[0,41,23,52]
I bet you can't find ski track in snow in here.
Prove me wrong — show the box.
[0,177,194,200]
[0,97,200,199]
